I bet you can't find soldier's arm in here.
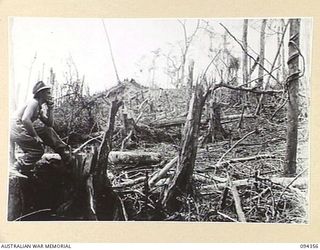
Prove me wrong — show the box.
[21,99,40,138]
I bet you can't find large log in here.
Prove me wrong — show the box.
[108,151,162,165]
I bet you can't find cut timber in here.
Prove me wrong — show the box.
[108,151,162,165]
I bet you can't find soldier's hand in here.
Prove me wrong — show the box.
[46,96,54,108]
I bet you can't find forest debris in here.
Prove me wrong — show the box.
[113,176,145,188]
[230,181,246,222]
[148,156,178,188]
[108,151,162,165]
[120,130,133,151]
[237,105,246,129]
[193,174,229,184]
[86,175,98,220]
[222,114,256,120]
[200,176,308,194]
[73,135,102,154]
[149,114,255,128]
[118,197,128,221]
[277,168,308,202]
[208,154,276,168]
[14,209,52,221]
[217,211,239,222]
[217,130,257,164]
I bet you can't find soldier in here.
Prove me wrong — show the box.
[10,81,71,175]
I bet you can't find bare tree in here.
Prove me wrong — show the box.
[258,19,267,87]
[164,20,200,88]
[242,19,249,86]
[285,19,301,176]
[177,19,200,87]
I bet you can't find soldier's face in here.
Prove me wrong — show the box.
[42,89,52,100]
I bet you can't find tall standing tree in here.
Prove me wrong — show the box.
[285,19,301,176]
[281,19,287,81]
[242,19,248,86]
[258,19,267,87]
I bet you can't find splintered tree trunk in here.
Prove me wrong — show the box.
[211,101,228,141]
[202,100,227,144]
[186,60,195,110]
[162,84,206,211]
[285,19,300,176]
[93,99,124,220]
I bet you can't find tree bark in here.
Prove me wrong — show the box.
[285,19,300,176]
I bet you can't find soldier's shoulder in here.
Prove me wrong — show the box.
[27,98,40,108]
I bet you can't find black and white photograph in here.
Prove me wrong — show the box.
[8,17,312,223]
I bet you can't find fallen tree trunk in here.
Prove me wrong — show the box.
[200,176,308,194]
[40,151,162,166]
[149,114,255,128]
[108,151,162,165]
[149,156,178,188]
